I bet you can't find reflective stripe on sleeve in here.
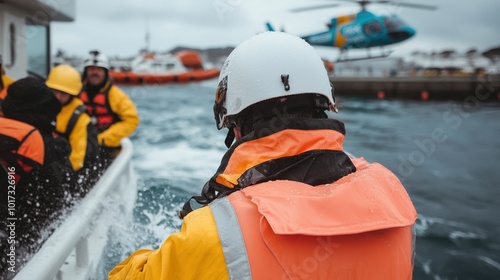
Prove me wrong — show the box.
[211,197,252,280]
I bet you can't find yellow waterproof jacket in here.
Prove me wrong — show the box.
[55,98,94,171]
[0,74,15,102]
[109,118,417,280]
[80,82,139,147]
[109,206,228,280]
[1,74,15,90]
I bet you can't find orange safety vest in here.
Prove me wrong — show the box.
[0,118,44,185]
[204,118,417,279]
[0,87,7,101]
[79,83,120,132]
[0,84,8,117]
[209,160,417,279]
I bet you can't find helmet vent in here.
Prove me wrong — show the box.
[281,74,290,91]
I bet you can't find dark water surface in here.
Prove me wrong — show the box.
[100,80,500,279]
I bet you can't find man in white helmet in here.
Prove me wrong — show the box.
[79,50,139,167]
[109,32,417,280]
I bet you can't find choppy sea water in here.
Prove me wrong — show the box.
[97,80,500,279]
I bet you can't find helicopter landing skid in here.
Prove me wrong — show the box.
[336,50,394,62]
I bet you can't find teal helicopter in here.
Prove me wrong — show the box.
[266,0,437,61]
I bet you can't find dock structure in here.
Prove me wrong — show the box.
[330,75,500,101]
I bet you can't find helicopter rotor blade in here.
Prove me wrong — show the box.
[346,0,437,10]
[324,0,437,11]
[387,2,437,11]
[290,3,340,13]
[289,0,437,13]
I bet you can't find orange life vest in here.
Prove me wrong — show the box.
[0,118,44,185]
[0,87,7,100]
[0,85,8,117]
[209,161,417,279]
[79,83,120,132]
[203,118,417,279]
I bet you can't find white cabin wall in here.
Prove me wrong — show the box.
[3,0,75,22]
[1,5,29,79]
[1,0,76,79]
[41,0,76,22]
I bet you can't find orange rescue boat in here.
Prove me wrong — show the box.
[109,51,220,85]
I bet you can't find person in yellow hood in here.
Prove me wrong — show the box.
[79,50,139,166]
[109,32,418,280]
[46,64,101,192]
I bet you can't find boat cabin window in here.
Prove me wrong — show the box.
[166,63,176,70]
[26,20,50,77]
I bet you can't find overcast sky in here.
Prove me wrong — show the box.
[51,0,500,60]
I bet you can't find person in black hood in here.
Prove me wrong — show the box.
[3,77,61,133]
[1,77,75,274]
[3,77,74,173]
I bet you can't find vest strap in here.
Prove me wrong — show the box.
[63,104,86,138]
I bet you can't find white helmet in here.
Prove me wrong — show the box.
[214,31,337,130]
[83,50,109,70]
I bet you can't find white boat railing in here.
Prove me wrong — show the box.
[14,138,137,280]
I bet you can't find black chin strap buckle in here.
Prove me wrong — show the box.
[281,74,290,91]
[178,181,217,219]
[224,127,235,148]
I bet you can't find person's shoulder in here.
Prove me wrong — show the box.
[350,157,395,175]
[109,83,126,94]
[183,206,221,233]
[64,97,85,111]
[183,205,214,225]
[178,206,222,249]
[350,156,370,170]
[0,118,43,156]
[2,74,15,87]
[1,117,38,135]
[63,98,92,124]
[108,84,132,100]
[72,97,84,106]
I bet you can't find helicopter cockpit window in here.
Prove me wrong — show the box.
[363,21,382,36]
[383,17,405,31]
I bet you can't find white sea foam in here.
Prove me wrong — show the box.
[134,141,224,187]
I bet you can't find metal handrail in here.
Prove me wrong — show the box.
[14,138,136,280]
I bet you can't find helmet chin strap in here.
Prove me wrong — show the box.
[224,127,235,148]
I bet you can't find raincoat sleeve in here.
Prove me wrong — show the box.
[98,85,139,147]
[108,206,230,280]
[68,113,92,171]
